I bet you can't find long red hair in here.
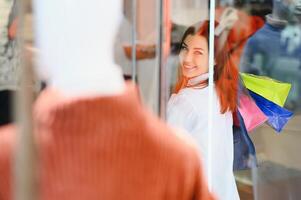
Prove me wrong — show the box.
[174,20,238,114]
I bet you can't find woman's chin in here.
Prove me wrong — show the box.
[183,72,200,79]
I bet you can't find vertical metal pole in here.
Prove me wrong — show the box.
[208,0,216,191]
[131,0,137,83]
[15,0,37,199]
[251,155,259,199]
[157,0,165,118]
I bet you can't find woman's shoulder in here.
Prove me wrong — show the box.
[173,87,207,100]
[180,87,210,104]
[167,92,200,131]
[172,87,209,104]
[168,91,193,108]
[167,88,209,115]
[168,91,197,114]
[171,87,223,111]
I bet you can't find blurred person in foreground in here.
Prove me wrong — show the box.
[0,0,214,200]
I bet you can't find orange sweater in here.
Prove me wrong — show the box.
[0,83,214,200]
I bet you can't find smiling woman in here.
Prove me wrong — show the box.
[167,20,240,200]
[174,20,238,113]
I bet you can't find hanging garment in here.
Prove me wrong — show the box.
[215,6,264,67]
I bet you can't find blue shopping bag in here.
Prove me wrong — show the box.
[248,90,294,133]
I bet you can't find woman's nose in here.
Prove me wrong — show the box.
[183,51,193,63]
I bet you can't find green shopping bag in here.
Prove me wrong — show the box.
[240,73,291,107]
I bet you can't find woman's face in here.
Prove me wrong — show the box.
[179,34,209,78]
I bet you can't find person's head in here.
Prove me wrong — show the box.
[175,20,238,114]
[272,0,301,21]
[33,0,125,96]
[178,28,210,78]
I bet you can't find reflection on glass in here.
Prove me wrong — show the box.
[115,0,162,113]
[165,0,301,199]
[239,0,301,199]
[240,0,301,112]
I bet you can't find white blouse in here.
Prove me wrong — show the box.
[167,86,239,200]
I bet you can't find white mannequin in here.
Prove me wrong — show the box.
[33,0,125,97]
[269,0,301,24]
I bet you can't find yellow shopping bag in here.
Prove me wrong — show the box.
[240,73,291,107]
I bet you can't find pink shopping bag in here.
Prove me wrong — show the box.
[238,94,268,132]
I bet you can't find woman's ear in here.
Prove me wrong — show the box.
[214,58,217,65]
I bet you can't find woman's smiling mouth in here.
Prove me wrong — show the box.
[183,64,197,71]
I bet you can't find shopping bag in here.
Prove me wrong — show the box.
[238,93,268,132]
[240,73,291,107]
[249,90,294,133]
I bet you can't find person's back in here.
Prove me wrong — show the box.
[0,83,214,200]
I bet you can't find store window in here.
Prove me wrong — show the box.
[162,0,301,199]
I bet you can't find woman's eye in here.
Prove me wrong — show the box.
[195,51,203,55]
[180,46,188,51]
